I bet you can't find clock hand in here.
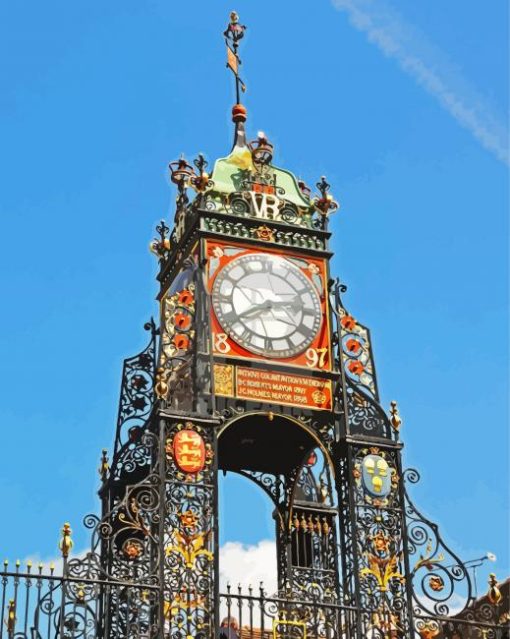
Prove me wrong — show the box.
[242,285,296,297]
[268,297,301,310]
[268,310,297,327]
[238,286,262,305]
[237,300,272,319]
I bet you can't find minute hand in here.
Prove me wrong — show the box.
[270,297,301,311]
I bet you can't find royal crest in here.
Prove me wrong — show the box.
[173,429,206,474]
[361,454,392,498]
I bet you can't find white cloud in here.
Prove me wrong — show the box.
[17,539,278,592]
[219,539,278,626]
[332,0,509,164]
[219,539,277,595]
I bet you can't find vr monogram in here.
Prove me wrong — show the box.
[247,191,283,221]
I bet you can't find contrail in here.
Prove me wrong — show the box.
[332,0,509,165]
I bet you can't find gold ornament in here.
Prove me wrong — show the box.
[390,400,402,432]
[59,522,73,558]
[487,573,502,605]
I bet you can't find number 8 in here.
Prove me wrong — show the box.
[214,333,231,354]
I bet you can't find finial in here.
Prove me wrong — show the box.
[190,154,212,194]
[390,400,402,433]
[313,177,339,229]
[150,220,171,259]
[99,448,109,482]
[487,573,502,605]
[59,522,73,559]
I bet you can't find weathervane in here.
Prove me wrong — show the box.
[224,11,247,104]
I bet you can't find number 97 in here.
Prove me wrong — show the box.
[306,347,328,368]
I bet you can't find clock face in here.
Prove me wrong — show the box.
[212,253,322,358]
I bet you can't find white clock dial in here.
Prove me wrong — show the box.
[212,253,322,358]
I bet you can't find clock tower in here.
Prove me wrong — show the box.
[146,12,414,637]
[2,12,506,639]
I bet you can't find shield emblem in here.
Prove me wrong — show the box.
[173,430,206,474]
[361,454,391,498]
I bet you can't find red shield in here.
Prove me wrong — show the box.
[173,430,206,474]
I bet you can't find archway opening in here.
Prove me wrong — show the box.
[218,412,319,475]
[216,413,340,637]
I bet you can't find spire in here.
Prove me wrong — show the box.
[224,11,248,149]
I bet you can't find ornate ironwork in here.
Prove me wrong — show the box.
[404,468,476,619]
[202,216,326,249]
[111,320,157,460]
[346,382,393,439]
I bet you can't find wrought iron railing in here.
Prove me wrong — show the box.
[0,563,159,639]
[2,563,507,639]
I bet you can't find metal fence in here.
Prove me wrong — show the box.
[1,565,508,639]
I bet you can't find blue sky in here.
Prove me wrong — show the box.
[0,0,508,592]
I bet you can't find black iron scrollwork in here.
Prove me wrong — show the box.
[112,321,157,459]
[404,468,475,618]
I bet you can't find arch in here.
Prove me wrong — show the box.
[217,410,337,530]
[218,411,335,474]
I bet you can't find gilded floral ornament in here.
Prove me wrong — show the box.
[157,279,197,401]
[416,620,440,639]
[307,262,320,275]
[165,530,213,570]
[177,288,194,306]
[371,531,391,554]
[255,225,274,241]
[338,306,378,397]
[117,497,150,539]
[428,575,444,592]
[164,590,207,619]
[179,510,199,530]
[413,540,445,573]
[122,539,143,561]
[360,551,404,592]
[340,314,356,330]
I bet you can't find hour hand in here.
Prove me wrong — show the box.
[237,301,271,319]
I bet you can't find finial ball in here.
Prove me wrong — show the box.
[232,104,247,123]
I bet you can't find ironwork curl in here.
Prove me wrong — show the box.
[404,468,478,619]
